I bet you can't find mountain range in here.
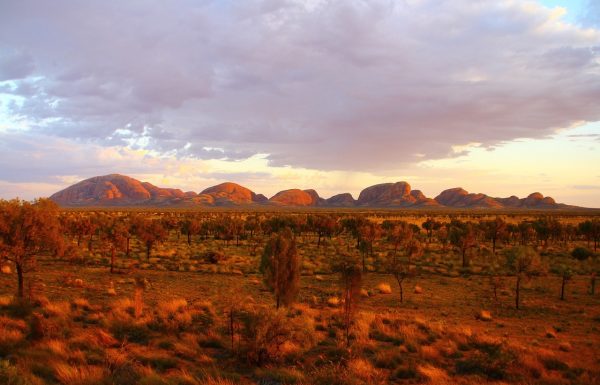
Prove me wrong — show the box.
[48,174,580,209]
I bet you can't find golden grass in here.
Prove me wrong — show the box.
[376,282,392,294]
[348,358,381,382]
[0,295,13,307]
[326,296,340,307]
[417,364,451,384]
[52,362,106,385]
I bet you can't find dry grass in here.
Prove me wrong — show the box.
[326,296,340,307]
[348,358,382,382]
[0,233,598,385]
[0,295,13,307]
[417,364,451,384]
[376,282,392,294]
[52,362,106,385]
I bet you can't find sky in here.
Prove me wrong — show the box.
[0,0,599,207]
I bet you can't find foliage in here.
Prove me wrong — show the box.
[260,229,300,308]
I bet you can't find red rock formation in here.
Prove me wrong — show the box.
[269,189,320,206]
[326,193,356,207]
[357,182,437,207]
[201,182,263,205]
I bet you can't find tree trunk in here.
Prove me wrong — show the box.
[187,232,191,246]
[515,276,521,309]
[395,275,404,303]
[16,262,24,299]
[126,237,130,258]
[560,276,566,300]
[229,308,235,351]
[276,295,280,310]
[492,237,496,255]
[462,248,467,268]
[110,247,115,274]
[146,242,151,260]
[362,252,366,273]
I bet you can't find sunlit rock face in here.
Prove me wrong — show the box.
[269,189,322,206]
[357,182,438,207]
[50,174,570,208]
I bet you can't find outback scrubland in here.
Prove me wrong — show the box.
[1,198,599,385]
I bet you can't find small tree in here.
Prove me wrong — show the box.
[101,217,127,274]
[558,266,573,301]
[386,236,423,303]
[0,198,63,299]
[260,228,300,309]
[134,218,168,260]
[134,276,149,318]
[481,217,507,255]
[331,252,362,347]
[505,246,544,309]
[449,220,477,268]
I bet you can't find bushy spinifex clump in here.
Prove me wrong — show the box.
[0,283,597,385]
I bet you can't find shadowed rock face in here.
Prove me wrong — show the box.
[434,188,502,208]
[436,188,563,208]
[269,189,322,206]
[50,174,573,208]
[357,182,438,207]
[326,193,356,207]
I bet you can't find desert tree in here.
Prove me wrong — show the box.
[504,246,544,309]
[134,276,149,318]
[449,220,477,268]
[180,215,201,246]
[0,198,63,298]
[331,251,363,347]
[260,228,301,309]
[386,231,423,303]
[134,217,168,260]
[552,264,573,301]
[340,215,369,250]
[572,247,598,295]
[308,214,338,248]
[358,220,381,271]
[422,218,442,244]
[481,217,507,255]
[101,216,128,273]
[578,220,600,252]
[231,216,245,246]
[518,221,535,246]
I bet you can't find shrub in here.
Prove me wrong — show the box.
[199,250,225,264]
[109,319,151,345]
[149,298,192,334]
[239,306,316,365]
[0,360,31,385]
[572,247,593,261]
[377,283,392,294]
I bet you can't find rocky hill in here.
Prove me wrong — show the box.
[269,189,323,206]
[434,188,565,209]
[200,182,268,206]
[49,174,577,209]
[50,174,184,206]
[357,182,439,207]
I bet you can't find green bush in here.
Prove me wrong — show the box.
[572,247,593,261]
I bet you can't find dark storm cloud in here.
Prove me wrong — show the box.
[1,0,600,171]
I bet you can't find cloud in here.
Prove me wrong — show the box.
[0,0,599,172]
[0,50,34,81]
